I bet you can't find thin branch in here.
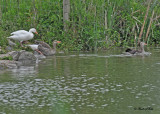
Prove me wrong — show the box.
[153,15,160,21]
[132,16,142,24]
[155,23,160,26]
[132,10,140,15]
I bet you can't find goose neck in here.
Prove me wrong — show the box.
[140,45,145,53]
[52,42,57,50]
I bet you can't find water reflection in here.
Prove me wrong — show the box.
[10,66,38,77]
[0,49,160,113]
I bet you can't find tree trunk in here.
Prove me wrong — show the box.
[63,0,70,31]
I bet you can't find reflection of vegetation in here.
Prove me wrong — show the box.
[0,0,160,51]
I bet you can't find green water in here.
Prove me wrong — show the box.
[0,48,160,114]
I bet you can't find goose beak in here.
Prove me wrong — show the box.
[35,31,38,34]
[144,43,147,45]
[57,41,61,43]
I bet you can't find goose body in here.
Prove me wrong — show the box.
[125,42,149,55]
[35,40,51,49]
[125,48,137,54]
[8,28,38,46]
[35,40,61,56]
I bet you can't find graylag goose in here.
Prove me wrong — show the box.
[34,40,61,56]
[125,42,147,54]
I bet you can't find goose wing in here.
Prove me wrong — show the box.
[35,40,51,49]
[11,30,29,35]
[125,48,137,54]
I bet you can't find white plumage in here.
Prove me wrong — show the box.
[27,44,43,55]
[27,44,39,50]
[7,28,38,46]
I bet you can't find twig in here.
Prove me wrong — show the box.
[155,23,160,26]
[132,16,142,24]
[153,15,160,21]
[132,10,140,15]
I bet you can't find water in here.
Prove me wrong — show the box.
[0,48,160,114]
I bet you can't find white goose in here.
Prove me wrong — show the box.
[7,28,38,47]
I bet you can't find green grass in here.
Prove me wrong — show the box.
[0,56,13,60]
[0,0,160,51]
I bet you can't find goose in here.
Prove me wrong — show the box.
[7,28,38,47]
[35,40,61,56]
[125,42,147,54]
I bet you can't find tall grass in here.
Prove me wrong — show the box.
[0,0,160,50]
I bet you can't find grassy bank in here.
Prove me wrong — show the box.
[0,0,160,51]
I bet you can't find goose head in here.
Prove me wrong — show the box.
[140,42,147,47]
[52,40,61,45]
[52,40,61,49]
[29,28,38,34]
[53,40,61,44]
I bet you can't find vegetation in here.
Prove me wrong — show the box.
[0,56,13,60]
[0,0,160,51]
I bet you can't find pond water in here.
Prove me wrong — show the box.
[0,48,160,114]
